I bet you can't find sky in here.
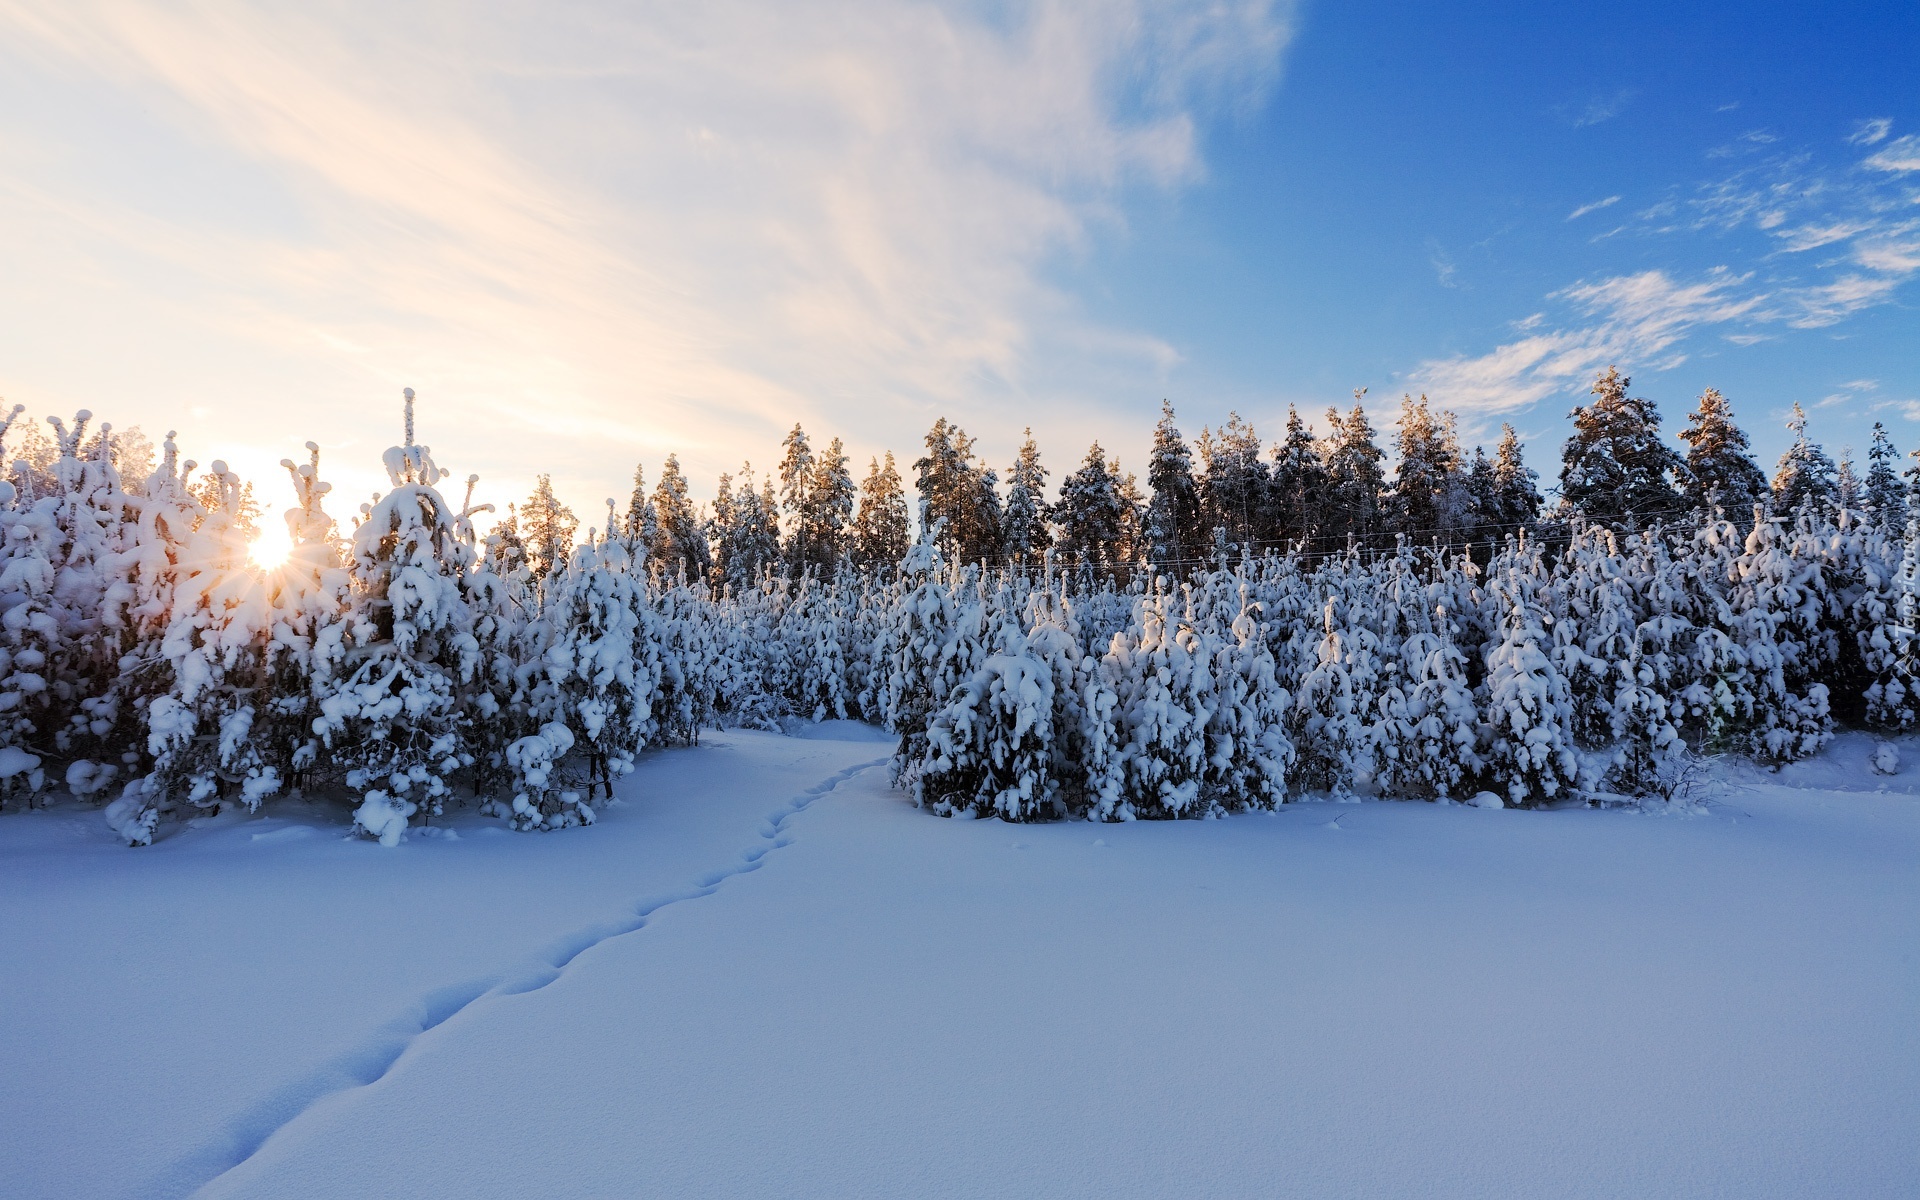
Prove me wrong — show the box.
[0,0,1915,535]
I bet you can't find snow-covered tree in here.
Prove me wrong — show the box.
[520,473,577,583]
[1678,387,1767,517]
[1145,402,1205,573]
[1001,430,1052,569]
[1560,367,1689,531]
[1481,552,1578,807]
[1772,403,1838,515]
[851,452,910,570]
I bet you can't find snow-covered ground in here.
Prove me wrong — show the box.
[4,725,1915,1199]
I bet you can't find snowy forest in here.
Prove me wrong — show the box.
[2,366,1916,845]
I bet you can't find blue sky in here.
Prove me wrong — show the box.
[0,0,1914,522]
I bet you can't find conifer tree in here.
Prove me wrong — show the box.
[1677,387,1767,516]
[520,473,577,583]
[1196,412,1268,552]
[710,464,783,589]
[1268,405,1328,547]
[913,419,1002,564]
[1489,424,1542,530]
[622,462,659,554]
[1835,447,1862,511]
[851,452,910,569]
[1052,443,1126,571]
[1145,401,1204,573]
[1390,394,1465,541]
[799,436,856,573]
[1322,394,1386,547]
[1865,423,1904,525]
[1771,402,1838,514]
[649,453,710,580]
[1560,367,1688,530]
[1001,429,1052,569]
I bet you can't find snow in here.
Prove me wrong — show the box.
[4,725,1917,1199]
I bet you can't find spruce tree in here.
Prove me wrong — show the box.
[622,462,657,552]
[1865,423,1904,525]
[1268,405,1327,547]
[1001,429,1052,569]
[851,452,910,569]
[1677,387,1767,516]
[1197,412,1268,552]
[1489,424,1542,530]
[1145,401,1204,572]
[800,436,855,574]
[1052,443,1126,571]
[1390,394,1465,541]
[1322,394,1386,547]
[1771,402,1838,514]
[1560,367,1688,530]
[520,473,577,583]
[649,453,710,580]
[778,423,816,568]
[913,418,1002,564]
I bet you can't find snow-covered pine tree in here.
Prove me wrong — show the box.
[800,437,856,575]
[915,606,1059,820]
[1093,584,1212,819]
[318,390,479,846]
[1560,367,1689,531]
[1865,423,1904,528]
[1145,402,1205,575]
[131,460,281,838]
[914,419,1003,565]
[1198,577,1294,809]
[1196,412,1269,554]
[1052,443,1126,574]
[1394,604,1483,801]
[1865,480,1920,729]
[524,525,657,826]
[649,453,711,582]
[1268,405,1327,548]
[1002,429,1053,570]
[1321,393,1387,549]
[1771,403,1838,516]
[1481,549,1579,807]
[883,535,979,788]
[520,473,577,584]
[851,452,910,571]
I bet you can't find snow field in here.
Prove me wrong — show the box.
[7,725,1914,1198]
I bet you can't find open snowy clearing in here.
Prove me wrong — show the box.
[3,724,1916,1199]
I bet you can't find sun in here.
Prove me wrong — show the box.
[248,527,293,570]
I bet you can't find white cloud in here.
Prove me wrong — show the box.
[1865,134,1920,173]
[1773,220,1872,252]
[0,0,1297,508]
[1787,275,1900,328]
[1848,117,1892,146]
[1405,269,1760,413]
[1563,88,1635,128]
[1566,195,1620,221]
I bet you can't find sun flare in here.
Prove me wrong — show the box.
[248,528,293,570]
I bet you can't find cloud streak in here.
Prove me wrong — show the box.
[0,0,1297,507]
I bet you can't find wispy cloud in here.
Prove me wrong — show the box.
[1849,117,1892,146]
[1406,269,1761,413]
[0,0,1298,505]
[1560,88,1636,128]
[1427,239,1459,288]
[1566,195,1620,221]
[1864,133,1920,173]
